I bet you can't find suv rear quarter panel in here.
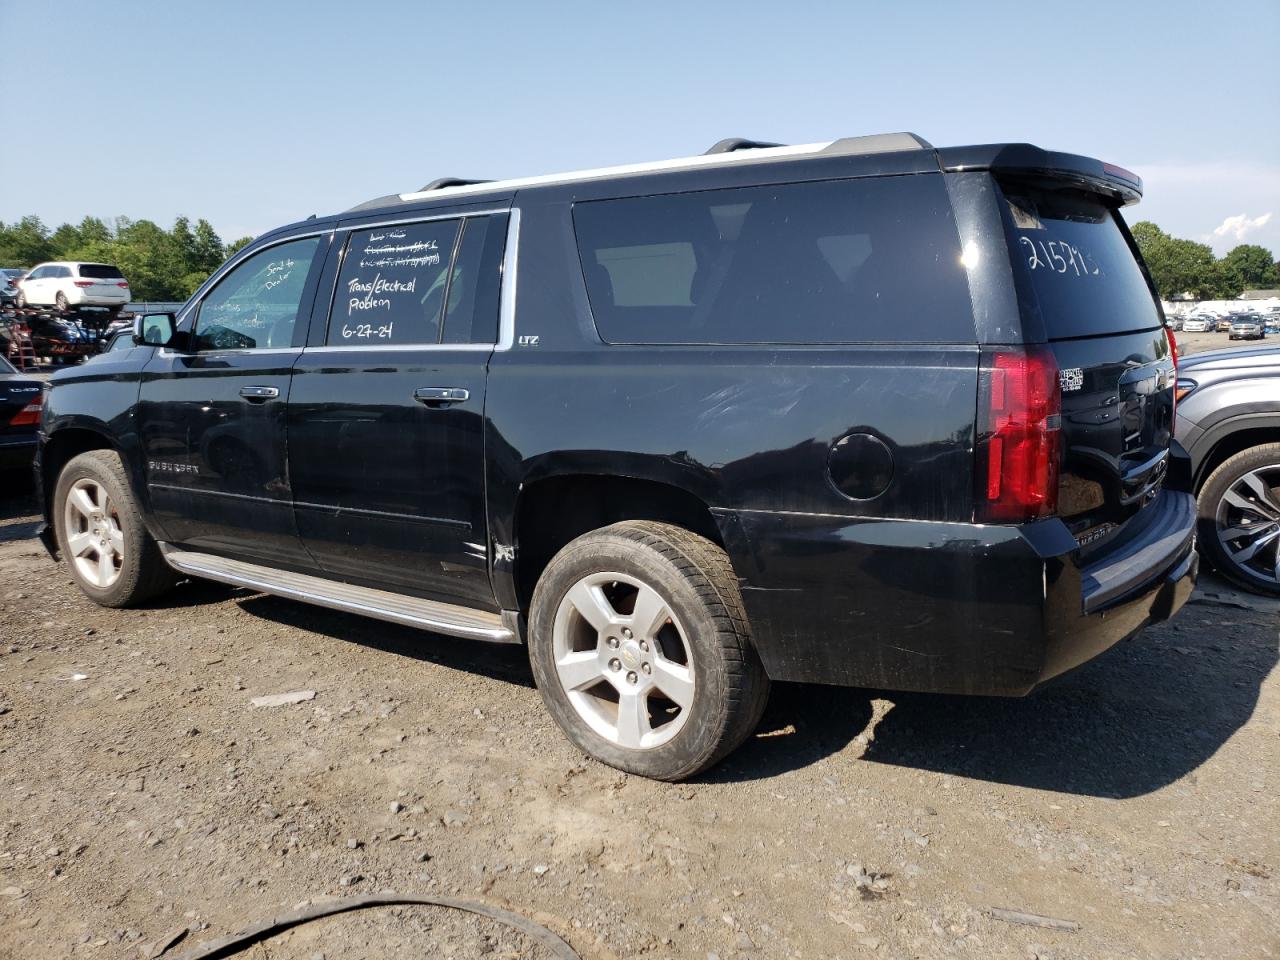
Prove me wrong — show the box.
[486,183,1004,690]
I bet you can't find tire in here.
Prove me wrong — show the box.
[528,520,770,780]
[55,292,68,313]
[1197,443,1280,597]
[15,292,25,309]
[54,450,177,607]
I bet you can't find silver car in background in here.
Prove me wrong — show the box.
[1176,345,1280,595]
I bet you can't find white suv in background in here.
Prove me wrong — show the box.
[15,262,131,315]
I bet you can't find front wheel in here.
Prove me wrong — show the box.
[54,450,177,607]
[528,521,770,780]
[55,292,69,313]
[1197,443,1280,596]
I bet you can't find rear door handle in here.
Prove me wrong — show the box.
[239,385,280,402]
[414,387,469,407]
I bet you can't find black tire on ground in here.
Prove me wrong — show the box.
[53,449,177,607]
[15,292,26,309]
[1197,442,1280,597]
[528,520,771,780]
[55,292,68,313]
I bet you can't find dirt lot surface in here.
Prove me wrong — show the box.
[1,484,1277,960]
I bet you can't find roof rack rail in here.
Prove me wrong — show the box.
[417,177,494,191]
[704,138,785,155]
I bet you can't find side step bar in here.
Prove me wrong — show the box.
[160,547,516,643]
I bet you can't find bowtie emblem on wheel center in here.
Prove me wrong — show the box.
[620,641,643,671]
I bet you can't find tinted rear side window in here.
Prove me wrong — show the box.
[573,175,973,344]
[77,264,122,279]
[1000,185,1161,339]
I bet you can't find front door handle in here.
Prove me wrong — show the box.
[414,387,469,407]
[239,385,280,402]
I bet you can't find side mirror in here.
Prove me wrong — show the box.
[133,312,177,347]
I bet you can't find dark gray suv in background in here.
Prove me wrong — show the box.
[1177,345,1280,595]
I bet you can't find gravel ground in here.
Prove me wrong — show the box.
[0,483,1276,960]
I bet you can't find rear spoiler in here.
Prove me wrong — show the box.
[936,144,1143,206]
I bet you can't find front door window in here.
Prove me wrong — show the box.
[194,238,320,350]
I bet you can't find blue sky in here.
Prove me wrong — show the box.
[1,0,1276,256]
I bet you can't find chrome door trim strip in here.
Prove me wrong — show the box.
[160,547,515,643]
[148,484,470,530]
[338,208,510,230]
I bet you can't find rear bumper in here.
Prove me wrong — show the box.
[715,488,1198,696]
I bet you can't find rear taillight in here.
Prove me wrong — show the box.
[117,281,129,288]
[73,280,93,288]
[976,346,1062,523]
[10,392,43,427]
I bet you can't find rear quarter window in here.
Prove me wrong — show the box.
[573,175,974,345]
[1000,185,1161,339]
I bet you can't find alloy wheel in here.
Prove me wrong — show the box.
[1215,465,1280,588]
[551,572,695,750]
[63,478,125,588]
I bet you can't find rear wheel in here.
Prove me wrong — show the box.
[1197,443,1280,596]
[55,292,69,313]
[54,450,177,607]
[528,521,770,780]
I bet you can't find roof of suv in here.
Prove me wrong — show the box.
[338,133,1144,219]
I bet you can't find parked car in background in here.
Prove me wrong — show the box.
[98,328,137,354]
[1182,316,1212,332]
[1166,315,1184,331]
[25,314,96,362]
[1177,345,1280,596]
[1229,316,1266,340]
[35,133,1198,779]
[0,353,43,475]
[1215,316,1234,332]
[15,262,130,316]
[0,268,26,308]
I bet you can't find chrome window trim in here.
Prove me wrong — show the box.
[496,208,519,352]
[304,343,492,354]
[310,207,519,353]
[158,346,302,358]
[339,208,509,230]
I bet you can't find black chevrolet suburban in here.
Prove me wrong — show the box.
[35,132,1197,780]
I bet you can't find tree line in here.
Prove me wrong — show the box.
[0,215,253,303]
[1130,222,1278,300]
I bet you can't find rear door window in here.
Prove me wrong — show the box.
[329,220,461,345]
[327,215,506,346]
[1000,186,1161,339]
[572,175,973,344]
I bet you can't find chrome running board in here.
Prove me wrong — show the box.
[160,547,515,643]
